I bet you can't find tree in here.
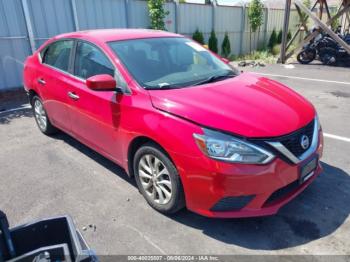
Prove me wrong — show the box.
[221,32,231,58]
[268,29,277,50]
[208,29,218,53]
[277,29,283,44]
[300,0,311,25]
[331,8,341,31]
[192,29,205,45]
[147,0,169,30]
[248,0,264,53]
[276,29,292,46]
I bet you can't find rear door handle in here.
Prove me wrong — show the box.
[68,92,79,101]
[37,78,46,85]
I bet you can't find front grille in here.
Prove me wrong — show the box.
[250,119,316,164]
[279,120,314,157]
[264,180,300,206]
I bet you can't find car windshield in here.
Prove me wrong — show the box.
[108,37,237,89]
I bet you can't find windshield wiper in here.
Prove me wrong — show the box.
[145,71,236,90]
[193,72,236,86]
[145,84,179,90]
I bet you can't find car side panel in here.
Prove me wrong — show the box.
[65,75,125,163]
[24,51,72,132]
[23,55,38,94]
[110,91,205,198]
[35,65,72,132]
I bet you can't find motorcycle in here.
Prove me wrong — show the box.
[297,32,323,64]
[297,32,350,66]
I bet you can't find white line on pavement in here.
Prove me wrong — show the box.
[0,105,31,115]
[256,73,350,85]
[324,133,350,143]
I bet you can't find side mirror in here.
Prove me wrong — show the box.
[86,74,116,91]
[221,58,230,64]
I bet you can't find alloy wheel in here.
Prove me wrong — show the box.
[34,99,47,131]
[138,154,172,205]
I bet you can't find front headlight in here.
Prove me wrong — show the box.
[193,128,275,164]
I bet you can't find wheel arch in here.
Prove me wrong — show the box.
[127,136,173,177]
[28,89,39,105]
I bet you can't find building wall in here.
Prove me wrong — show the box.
[76,0,127,30]
[0,0,31,90]
[0,0,300,91]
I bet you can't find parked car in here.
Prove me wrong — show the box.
[23,29,324,218]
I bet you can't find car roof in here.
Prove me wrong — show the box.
[53,29,182,43]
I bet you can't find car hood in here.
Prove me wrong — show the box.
[149,73,315,138]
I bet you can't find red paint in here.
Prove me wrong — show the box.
[23,29,323,218]
[150,72,315,138]
[86,74,116,91]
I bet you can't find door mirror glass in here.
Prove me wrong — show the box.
[86,74,116,91]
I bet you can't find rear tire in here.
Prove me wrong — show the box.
[133,142,185,214]
[32,95,58,135]
[319,47,337,66]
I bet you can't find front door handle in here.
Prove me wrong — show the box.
[68,92,79,101]
[37,78,46,85]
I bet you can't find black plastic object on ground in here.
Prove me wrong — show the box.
[0,211,97,262]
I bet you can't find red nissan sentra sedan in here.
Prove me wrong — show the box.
[23,29,324,218]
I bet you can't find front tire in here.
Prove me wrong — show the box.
[32,95,58,135]
[297,49,316,64]
[133,143,185,214]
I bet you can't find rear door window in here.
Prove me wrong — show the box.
[42,40,74,72]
